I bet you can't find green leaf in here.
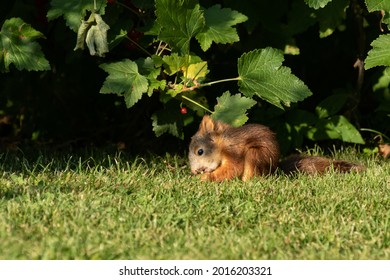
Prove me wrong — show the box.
[238,48,312,109]
[0,18,50,72]
[99,60,148,108]
[315,93,349,119]
[286,1,317,36]
[211,91,257,127]
[373,68,390,92]
[136,57,166,96]
[365,34,390,70]
[307,115,365,144]
[365,0,390,12]
[195,4,248,51]
[151,101,184,139]
[304,0,333,9]
[47,0,106,32]
[315,0,348,38]
[108,29,130,50]
[365,0,390,24]
[162,53,186,75]
[162,53,203,75]
[151,114,183,139]
[184,61,208,80]
[155,0,205,54]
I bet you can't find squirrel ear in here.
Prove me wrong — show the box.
[198,115,215,133]
[198,115,230,134]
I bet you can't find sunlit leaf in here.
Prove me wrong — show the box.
[365,0,390,12]
[212,91,257,127]
[162,53,203,75]
[184,61,208,80]
[84,14,110,57]
[155,0,205,54]
[365,34,390,70]
[0,18,50,72]
[315,93,349,119]
[47,0,106,32]
[238,48,312,108]
[99,60,148,108]
[195,4,247,51]
[304,0,333,9]
[307,115,365,144]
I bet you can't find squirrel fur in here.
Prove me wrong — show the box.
[188,115,365,182]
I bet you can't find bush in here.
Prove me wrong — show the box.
[1,0,389,154]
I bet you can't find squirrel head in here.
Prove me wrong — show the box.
[188,115,228,175]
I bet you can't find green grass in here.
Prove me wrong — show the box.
[0,148,389,259]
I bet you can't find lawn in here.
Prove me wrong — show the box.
[0,148,388,259]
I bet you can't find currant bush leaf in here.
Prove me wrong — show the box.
[304,0,333,9]
[315,93,349,119]
[155,0,205,54]
[195,4,248,51]
[162,53,187,75]
[136,57,166,96]
[212,91,257,127]
[162,53,203,75]
[185,61,208,80]
[74,13,95,51]
[47,0,107,32]
[365,0,390,24]
[99,60,148,108]
[315,0,348,38]
[83,13,110,57]
[307,116,365,144]
[74,12,112,57]
[238,48,312,109]
[365,0,390,12]
[365,34,390,70]
[151,101,184,139]
[0,18,50,72]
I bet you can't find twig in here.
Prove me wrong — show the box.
[181,95,213,114]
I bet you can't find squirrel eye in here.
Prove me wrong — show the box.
[197,149,204,156]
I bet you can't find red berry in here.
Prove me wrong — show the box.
[180,107,187,114]
[107,0,116,4]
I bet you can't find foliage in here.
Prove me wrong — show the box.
[0,151,389,259]
[0,18,50,72]
[237,48,312,108]
[1,0,390,153]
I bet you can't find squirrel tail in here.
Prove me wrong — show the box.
[279,155,365,175]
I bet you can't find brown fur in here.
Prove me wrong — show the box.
[279,155,365,175]
[189,116,364,181]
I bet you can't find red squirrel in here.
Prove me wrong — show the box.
[188,115,364,181]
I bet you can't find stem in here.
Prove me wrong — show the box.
[181,95,213,114]
[126,36,152,56]
[157,42,171,56]
[94,0,97,11]
[201,77,241,87]
[116,0,141,18]
[156,41,162,55]
[360,128,390,141]
[178,76,241,93]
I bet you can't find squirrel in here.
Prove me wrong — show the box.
[188,115,365,181]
